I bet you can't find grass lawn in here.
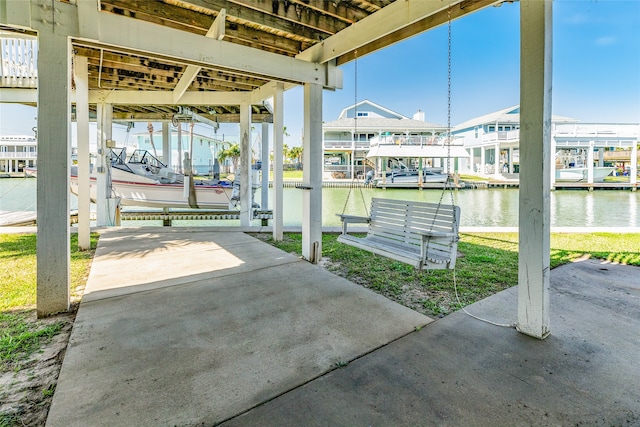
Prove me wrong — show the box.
[1,233,98,371]
[256,232,640,317]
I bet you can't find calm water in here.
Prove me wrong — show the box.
[1,177,638,227]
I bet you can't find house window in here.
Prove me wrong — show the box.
[474,127,478,138]
[488,125,495,132]
[356,112,369,117]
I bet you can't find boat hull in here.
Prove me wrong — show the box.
[70,176,234,209]
[555,167,614,183]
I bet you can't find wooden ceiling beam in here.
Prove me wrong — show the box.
[178,0,343,38]
[74,12,334,87]
[101,0,306,56]
[110,111,273,123]
[335,0,501,65]
[298,0,501,64]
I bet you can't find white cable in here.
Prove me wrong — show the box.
[453,268,515,328]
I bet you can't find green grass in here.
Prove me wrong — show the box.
[256,232,639,317]
[0,233,98,372]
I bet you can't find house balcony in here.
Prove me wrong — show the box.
[323,139,370,150]
[0,152,37,159]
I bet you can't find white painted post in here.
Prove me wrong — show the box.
[550,135,557,188]
[239,103,252,226]
[272,82,284,240]
[494,143,501,178]
[302,83,323,263]
[95,103,113,226]
[587,141,594,184]
[517,0,552,339]
[631,142,638,186]
[508,147,514,174]
[261,122,269,210]
[36,32,71,317]
[162,122,171,167]
[74,55,91,250]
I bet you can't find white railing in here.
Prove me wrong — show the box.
[553,123,640,138]
[370,135,441,146]
[1,37,38,88]
[482,129,520,143]
[324,139,370,150]
[0,152,38,159]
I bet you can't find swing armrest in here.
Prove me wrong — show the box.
[418,231,458,239]
[418,232,459,246]
[336,214,370,235]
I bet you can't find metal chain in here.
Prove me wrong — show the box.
[436,5,456,212]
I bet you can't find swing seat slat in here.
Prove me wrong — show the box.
[337,198,460,270]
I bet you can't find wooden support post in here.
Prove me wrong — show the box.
[74,55,91,250]
[36,32,71,317]
[587,141,595,184]
[162,122,171,167]
[261,122,269,211]
[272,83,284,240]
[239,103,252,226]
[517,0,552,339]
[302,83,323,263]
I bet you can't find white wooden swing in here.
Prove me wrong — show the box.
[336,15,461,270]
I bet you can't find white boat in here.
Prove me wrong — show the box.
[555,166,614,182]
[70,148,239,209]
[382,168,449,184]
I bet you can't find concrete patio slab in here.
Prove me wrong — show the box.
[224,257,640,426]
[46,229,431,426]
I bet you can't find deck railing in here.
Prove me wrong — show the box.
[0,37,38,88]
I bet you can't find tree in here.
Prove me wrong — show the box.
[289,146,303,165]
[218,143,241,172]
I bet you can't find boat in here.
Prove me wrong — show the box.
[364,158,450,187]
[555,166,614,182]
[382,167,449,184]
[69,148,250,209]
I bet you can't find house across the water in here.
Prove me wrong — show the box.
[322,100,455,179]
[0,134,37,175]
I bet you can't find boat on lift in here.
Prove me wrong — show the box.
[69,148,248,209]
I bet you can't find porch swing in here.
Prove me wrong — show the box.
[336,9,461,270]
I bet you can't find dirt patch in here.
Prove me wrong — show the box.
[0,308,77,427]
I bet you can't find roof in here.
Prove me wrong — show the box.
[324,117,445,131]
[453,105,578,132]
[1,0,503,126]
[338,100,408,120]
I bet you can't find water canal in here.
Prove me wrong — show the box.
[1,177,638,228]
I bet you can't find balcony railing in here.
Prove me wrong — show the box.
[0,152,37,159]
[1,37,38,88]
[369,135,441,146]
[482,130,520,143]
[324,140,370,150]
[553,123,640,138]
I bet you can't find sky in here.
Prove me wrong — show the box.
[1,0,638,148]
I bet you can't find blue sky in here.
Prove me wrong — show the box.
[1,0,638,147]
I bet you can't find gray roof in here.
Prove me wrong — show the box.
[324,117,445,131]
[453,105,578,131]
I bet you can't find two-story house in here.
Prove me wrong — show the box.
[0,134,37,175]
[452,105,638,183]
[322,100,448,179]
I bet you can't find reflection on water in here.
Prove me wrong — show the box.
[1,178,638,227]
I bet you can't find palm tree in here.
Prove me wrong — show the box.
[218,143,241,172]
[289,146,303,165]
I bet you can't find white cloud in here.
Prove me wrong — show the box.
[595,36,616,46]
[565,13,589,25]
